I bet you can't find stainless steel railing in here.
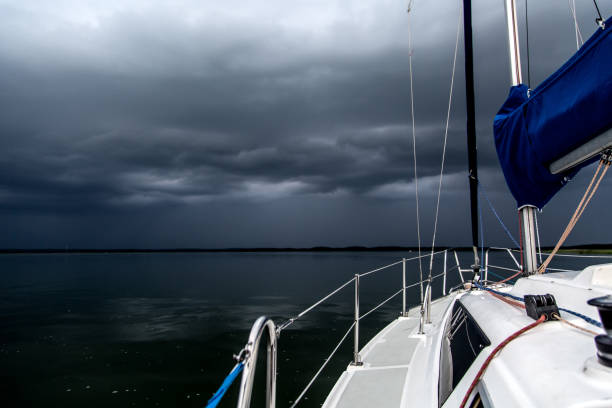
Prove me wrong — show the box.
[236,316,278,408]
[233,249,460,408]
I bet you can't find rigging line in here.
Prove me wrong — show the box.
[486,269,508,281]
[459,315,546,408]
[592,0,604,28]
[478,182,520,248]
[539,160,607,273]
[525,0,531,88]
[277,276,356,331]
[475,283,602,328]
[496,269,522,284]
[360,288,404,320]
[569,0,584,49]
[289,322,355,408]
[429,2,462,278]
[552,313,599,336]
[534,209,543,265]
[518,211,524,269]
[487,290,525,310]
[205,362,244,408]
[576,162,609,220]
[479,185,484,270]
[407,4,423,299]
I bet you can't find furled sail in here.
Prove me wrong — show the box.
[493,16,612,209]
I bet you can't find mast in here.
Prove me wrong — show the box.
[503,0,538,274]
[463,0,480,276]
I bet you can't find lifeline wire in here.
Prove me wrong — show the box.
[407,2,424,297]
[289,322,355,408]
[278,251,449,332]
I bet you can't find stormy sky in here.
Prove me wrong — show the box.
[1,0,611,249]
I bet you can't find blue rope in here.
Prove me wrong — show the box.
[474,282,524,302]
[206,362,244,408]
[558,307,602,328]
[473,282,602,328]
[478,181,520,248]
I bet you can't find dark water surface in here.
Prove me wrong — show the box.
[0,250,602,407]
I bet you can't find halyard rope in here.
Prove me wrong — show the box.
[538,160,610,273]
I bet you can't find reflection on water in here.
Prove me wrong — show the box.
[0,250,605,407]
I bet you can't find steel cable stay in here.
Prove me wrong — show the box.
[406,1,424,297]
[478,184,521,249]
[429,3,462,279]
[568,0,584,50]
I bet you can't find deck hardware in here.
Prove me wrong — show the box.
[236,316,277,408]
[419,284,432,333]
[352,274,363,366]
[587,295,612,367]
[524,294,559,321]
[442,250,448,295]
[402,258,407,316]
[601,148,612,165]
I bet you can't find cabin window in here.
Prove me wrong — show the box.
[439,301,491,406]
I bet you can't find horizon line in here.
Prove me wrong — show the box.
[1,244,611,254]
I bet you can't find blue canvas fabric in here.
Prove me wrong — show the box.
[493,16,612,209]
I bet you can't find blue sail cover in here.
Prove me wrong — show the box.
[493,16,612,209]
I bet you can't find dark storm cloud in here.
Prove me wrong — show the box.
[1,0,611,247]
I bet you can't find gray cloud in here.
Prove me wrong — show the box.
[1,0,611,248]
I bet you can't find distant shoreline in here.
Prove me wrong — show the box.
[1,244,611,254]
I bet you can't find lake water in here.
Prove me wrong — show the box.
[0,250,605,408]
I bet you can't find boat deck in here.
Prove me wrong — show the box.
[322,294,458,408]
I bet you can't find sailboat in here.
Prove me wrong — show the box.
[207,1,612,407]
